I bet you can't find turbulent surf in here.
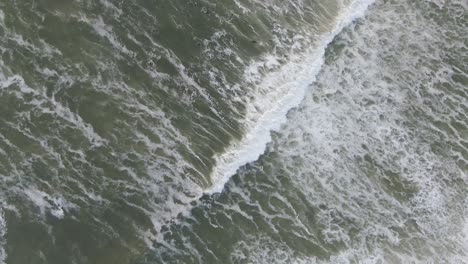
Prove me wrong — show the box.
[0,0,466,263]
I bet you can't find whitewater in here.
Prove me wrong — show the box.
[208,0,376,193]
[0,0,466,263]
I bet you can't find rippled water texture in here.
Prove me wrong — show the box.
[0,0,466,263]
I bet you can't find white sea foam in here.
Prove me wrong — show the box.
[0,205,6,264]
[99,0,123,16]
[209,0,468,262]
[82,15,133,56]
[264,0,467,260]
[22,188,76,219]
[463,205,468,254]
[233,0,250,14]
[231,235,317,264]
[0,72,106,149]
[207,0,375,193]
[45,97,108,147]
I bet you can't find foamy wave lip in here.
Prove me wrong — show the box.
[206,0,376,194]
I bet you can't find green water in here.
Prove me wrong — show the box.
[0,0,467,263]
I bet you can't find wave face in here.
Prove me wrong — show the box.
[0,0,466,263]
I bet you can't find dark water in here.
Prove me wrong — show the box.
[0,0,466,263]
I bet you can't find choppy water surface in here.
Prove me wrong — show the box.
[0,0,466,263]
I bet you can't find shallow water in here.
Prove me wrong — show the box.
[0,0,466,263]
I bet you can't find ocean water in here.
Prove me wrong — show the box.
[0,0,466,263]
